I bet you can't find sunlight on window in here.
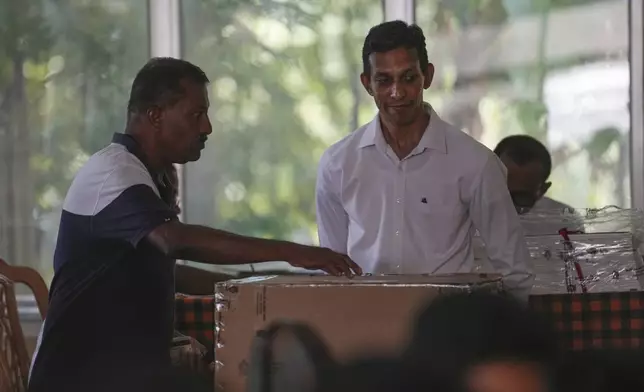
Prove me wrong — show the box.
[215,104,236,126]
[214,77,238,101]
[1,1,149,283]
[224,182,246,203]
[291,25,317,47]
[417,0,630,208]
[253,18,291,52]
[47,55,65,76]
[297,96,337,144]
[182,0,381,273]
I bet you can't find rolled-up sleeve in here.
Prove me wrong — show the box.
[316,151,349,253]
[469,155,534,298]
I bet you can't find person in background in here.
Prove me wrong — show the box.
[493,135,584,235]
[315,20,533,297]
[28,58,361,392]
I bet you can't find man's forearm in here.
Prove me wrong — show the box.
[149,222,299,265]
[175,264,235,295]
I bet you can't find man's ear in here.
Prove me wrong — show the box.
[146,106,163,129]
[423,63,435,89]
[360,73,373,96]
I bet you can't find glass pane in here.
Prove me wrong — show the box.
[416,0,630,208]
[0,0,150,286]
[181,1,383,273]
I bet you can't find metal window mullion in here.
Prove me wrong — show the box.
[149,0,185,222]
[630,0,644,210]
[384,0,415,23]
[149,0,181,59]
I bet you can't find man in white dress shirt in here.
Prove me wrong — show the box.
[493,135,583,236]
[315,21,533,296]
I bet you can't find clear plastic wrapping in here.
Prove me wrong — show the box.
[475,206,644,294]
[171,332,213,375]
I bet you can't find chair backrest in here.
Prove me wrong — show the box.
[0,259,48,319]
[245,321,336,392]
[0,275,30,392]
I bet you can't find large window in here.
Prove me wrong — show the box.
[0,0,149,284]
[181,0,383,273]
[416,0,630,208]
[0,0,636,282]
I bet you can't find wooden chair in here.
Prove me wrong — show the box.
[0,258,49,392]
[246,321,336,392]
[0,274,30,392]
[0,258,48,319]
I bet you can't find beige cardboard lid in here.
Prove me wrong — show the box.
[218,273,503,288]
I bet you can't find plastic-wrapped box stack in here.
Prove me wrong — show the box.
[474,206,644,294]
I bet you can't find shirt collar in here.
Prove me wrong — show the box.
[112,132,161,179]
[357,103,447,154]
[112,132,178,208]
[112,132,145,161]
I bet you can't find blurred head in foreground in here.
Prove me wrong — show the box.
[402,291,560,392]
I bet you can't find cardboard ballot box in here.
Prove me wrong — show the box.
[214,273,502,392]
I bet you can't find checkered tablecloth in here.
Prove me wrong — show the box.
[175,294,215,351]
[175,292,644,353]
[529,291,644,350]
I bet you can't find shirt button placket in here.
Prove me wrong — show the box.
[394,162,405,273]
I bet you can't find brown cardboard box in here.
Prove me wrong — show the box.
[214,273,502,392]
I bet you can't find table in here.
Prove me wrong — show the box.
[529,291,644,350]
[175,294,215,354]
[175,291,644,353]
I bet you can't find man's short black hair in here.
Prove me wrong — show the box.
[127,57,209,116]
[494,135,553,181]
[362,20,429,75]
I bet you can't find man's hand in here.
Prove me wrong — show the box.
[285,245,363,277]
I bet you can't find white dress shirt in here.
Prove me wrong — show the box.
[521,196,584,236]
[316,104,534,294]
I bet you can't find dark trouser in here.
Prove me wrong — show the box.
[29,364,212,392]
[160,364,213,392]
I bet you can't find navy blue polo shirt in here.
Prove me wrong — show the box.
[28,133,179,392]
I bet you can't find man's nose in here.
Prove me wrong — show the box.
[202,115,213,135]
[390,82,405,99]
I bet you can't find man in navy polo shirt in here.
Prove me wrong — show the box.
[28,58,361,392]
